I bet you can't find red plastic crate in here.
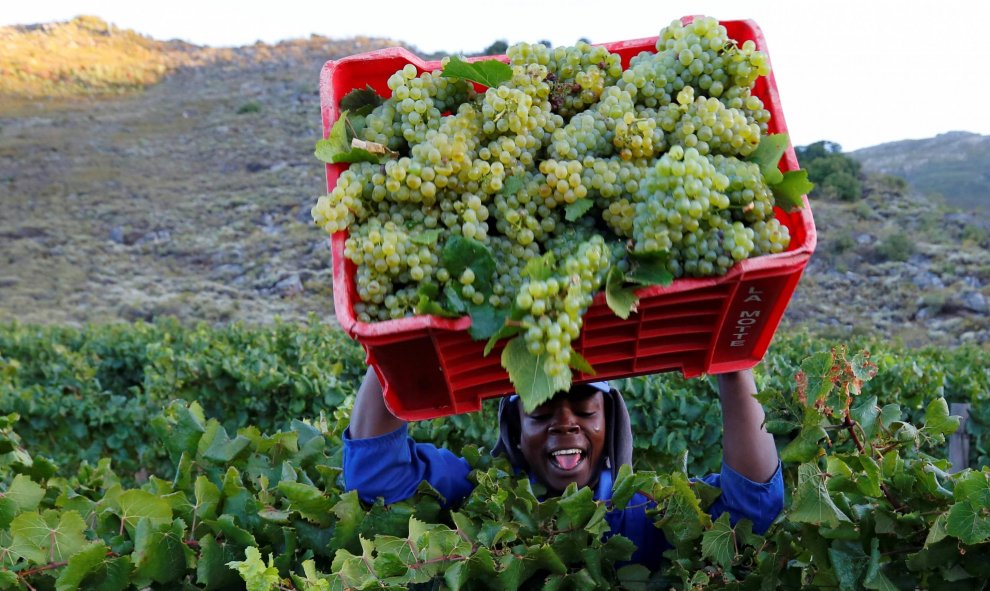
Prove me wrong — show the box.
[319,18,817,421]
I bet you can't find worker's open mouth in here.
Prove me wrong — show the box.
[549,448,586,471]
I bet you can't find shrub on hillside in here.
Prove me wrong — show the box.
[796,140,864,201]
[875,231,915,262]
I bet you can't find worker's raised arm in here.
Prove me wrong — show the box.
[716,369,779,483]
[349,366,406,439]
[343,366,473,506]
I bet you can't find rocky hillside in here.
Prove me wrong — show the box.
[0,19,987,349]
[850,131,990,212]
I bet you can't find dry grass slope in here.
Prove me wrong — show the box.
[0,16,173,98]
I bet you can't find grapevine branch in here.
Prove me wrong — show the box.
[843,413,906,513]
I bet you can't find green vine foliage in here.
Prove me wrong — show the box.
[0,334,988,589]
[0,317,367,478]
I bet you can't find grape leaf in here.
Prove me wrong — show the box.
[192,475,221,524]
[790,463,851,527]
[0,474,45,529]
[850,394,880,439]
[196,534,242,591]
[55,542,108,591]
[605,268,638,320]
[415,282,459,318]
[770,170,813,211]
[501,174,525,197]
[923,398,960,437]
[483,303,526,356]
[339,85,383,117]
[292,559,333,591]
[328,492,363,554]
[227,546,281,591]
[780,424,827,463]
[564,199,594,222]
[151,401,206,463]
[314,111,380,164]
[523,252,555,281]
[611,464,654,510]
[441,237,499,339]
[411,229,442,246]
[467,304,506,341]
[199,421,251,463]
[626,251,673,286]
[441,236,496,296]
[55,542,131,591]
[799,351,835,407]
[659,474,710,547]
[557,486,596,530]
[749,133,789,184]
[10,510,88,564]
[863,537,899,591]
[617,564,650,590]
[441,56,512,88]
[113,489,173,534]
[924,512,950,547]
[278,481,333,527]
[568,350,596,376]
[501,337,571,412]
[701,513,736,569]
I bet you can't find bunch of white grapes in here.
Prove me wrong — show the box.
[313,16,791,378]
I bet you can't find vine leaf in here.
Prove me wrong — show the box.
[924,512,950,547]
[10,510,88,564]
[923,398,960,437]
[568,351,596,376]
[770,170,812,211]
[501,337,571,412]
[441,56,512,88]
[196,534,242,590]
[658,474,710,547]
[605,268,637,320]
[441,236,500,340]
[625,252,673,287]
[54,542,131,591]
[339,85,383,116]
[863,538,899,591]
[790,464,851,528]
[314,111,380,164]
[484,302,525,357]
[501,174,525,197]
[749,133,789,184]
[131,518,189,587]
[780,424,827,463]
[945,470,990,544]
[564,199,594,222]
[227,546,282,591]
[278,481,334,527]
[0,474,45,529]
[113,490,173,535]
[701,513,736,569]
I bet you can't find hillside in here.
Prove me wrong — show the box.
[850,131,990,211]
[0,19,988,349]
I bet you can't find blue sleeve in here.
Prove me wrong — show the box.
[701,461,784,534]
[342,424,474,507]
[605,493,667,571]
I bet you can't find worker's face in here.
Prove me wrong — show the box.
[517,389,607,495]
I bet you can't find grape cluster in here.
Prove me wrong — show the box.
[516,236,611,377]
[313,15,793,374]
